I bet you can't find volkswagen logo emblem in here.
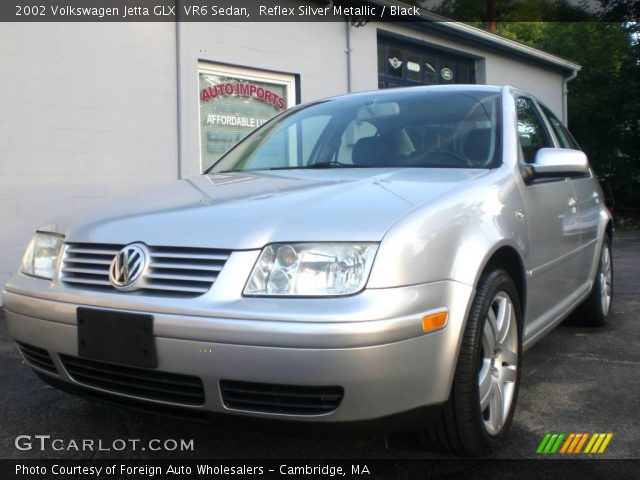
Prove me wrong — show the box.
[109,243,148,290]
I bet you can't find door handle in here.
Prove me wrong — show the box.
[568,197,577,213]
[593,191,600,204]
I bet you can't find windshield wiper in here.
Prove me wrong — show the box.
[303,161,366,169]
[212,161,366,173]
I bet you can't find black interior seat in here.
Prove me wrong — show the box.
[351,136,395,167]
[463,128,493,167]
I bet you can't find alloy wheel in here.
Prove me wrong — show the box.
[600,243,612,316]
[478,291,518,436]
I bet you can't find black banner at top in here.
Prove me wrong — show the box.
[1,0,638,22]
[5,0,412,22]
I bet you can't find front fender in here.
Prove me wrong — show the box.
[367,168,528,290]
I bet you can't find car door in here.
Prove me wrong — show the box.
[515,96,581,337]
[538,104,600,292]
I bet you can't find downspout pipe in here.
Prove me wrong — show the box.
[175,4,183,179]
[345,19,352,93]
[562,69,579,126]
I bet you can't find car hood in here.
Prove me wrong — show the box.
[56,169,489,249]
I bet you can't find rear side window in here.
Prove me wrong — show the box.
[539,105,580,150]
[515,97,553,163]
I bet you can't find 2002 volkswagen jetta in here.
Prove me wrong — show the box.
[3,85,613,456]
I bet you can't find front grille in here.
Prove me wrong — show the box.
[59,354,205,406]
[220,380,344,415]
[16,342,58,374]
[60,243,231,296]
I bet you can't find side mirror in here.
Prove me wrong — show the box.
[533,148,589,175]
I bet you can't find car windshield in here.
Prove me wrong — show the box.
[207,89,501,173]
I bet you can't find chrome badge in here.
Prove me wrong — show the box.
[109,243,148,290]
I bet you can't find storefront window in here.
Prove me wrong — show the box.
[378,33,476,89]
[198,63,296,171]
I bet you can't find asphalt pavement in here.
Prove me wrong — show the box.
[1,230,638,460]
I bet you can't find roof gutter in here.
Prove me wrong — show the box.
[175,16,183,179]
[345,19,353,93]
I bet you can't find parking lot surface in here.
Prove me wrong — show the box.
[1,230,638,460]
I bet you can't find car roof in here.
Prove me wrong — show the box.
[321,84,505,104]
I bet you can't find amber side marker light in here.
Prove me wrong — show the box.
[422,311,448,332]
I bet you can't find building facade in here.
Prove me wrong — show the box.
[0,11,580,300]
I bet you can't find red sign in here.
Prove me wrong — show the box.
[200,82,286,110]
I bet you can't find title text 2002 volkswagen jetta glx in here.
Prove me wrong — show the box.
[3,85,613,456]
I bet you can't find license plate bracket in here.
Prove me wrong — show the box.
[77,307,157,368]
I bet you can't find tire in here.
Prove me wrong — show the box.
[573,235,613,327]
[420,269,523,456]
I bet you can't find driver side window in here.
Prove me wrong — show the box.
[516,97,553,164]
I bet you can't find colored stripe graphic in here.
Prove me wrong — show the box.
[537,433,552,454]
[538,433,613,454]
[536,433,566,454]
[543,434,558,453]
[574,433,589,453]
[550,434,565,453]
[584,433,614,454]
[560,433,575,454]
[597,434,614,453]
[584,433,599,453]
[565,433,585,454]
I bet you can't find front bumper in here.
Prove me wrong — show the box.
[3,276,473,423]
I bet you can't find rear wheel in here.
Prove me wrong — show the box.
[420,269,522,456]
[573,235,613,327]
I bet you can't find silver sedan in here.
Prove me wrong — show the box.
[3,85,613,456]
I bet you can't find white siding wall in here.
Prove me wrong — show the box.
[0,23,178,302]
[483,55,565,114]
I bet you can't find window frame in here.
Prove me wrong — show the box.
[514,95,555,165]
[515,95,592,184]
[537,103,581,151]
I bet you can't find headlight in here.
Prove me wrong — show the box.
[244,243,378,296]
[20,232,64,280]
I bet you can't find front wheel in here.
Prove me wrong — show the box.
[421,269,522,456]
